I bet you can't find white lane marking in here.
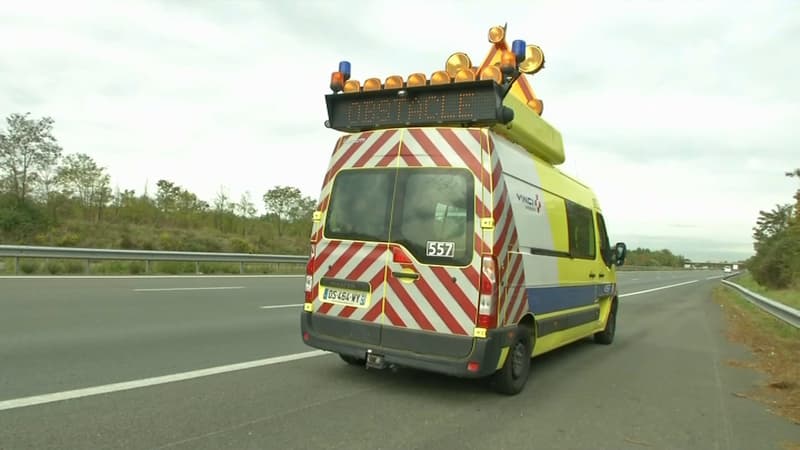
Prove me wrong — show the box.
[133,286,245,292]
[0,275,303,280]
[0,350,329,412]
[260,304,302,309]
[631,278,640,281]
[619,280,699,298]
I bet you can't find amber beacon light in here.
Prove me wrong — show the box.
[323,23,549,132]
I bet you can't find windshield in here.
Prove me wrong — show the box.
[324,168,474,266]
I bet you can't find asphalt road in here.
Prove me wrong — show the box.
[0,270,797,449]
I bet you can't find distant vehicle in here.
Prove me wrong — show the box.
[732,264,739,271]
[723,266,732,273]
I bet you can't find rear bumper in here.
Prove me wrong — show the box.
[300,311,513,378]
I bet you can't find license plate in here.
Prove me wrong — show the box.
[320,286,370,307]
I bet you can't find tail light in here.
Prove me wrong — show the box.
[304,245,316,303]
[391,245,413,265]
[477,255,498,329]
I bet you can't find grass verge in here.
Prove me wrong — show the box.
[731,272,800,310]
[713,285,800,450]
[0,257,304,276]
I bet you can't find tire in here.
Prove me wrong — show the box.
[490,327,532,395]
[594,303,616,345]
[339,354,365,366]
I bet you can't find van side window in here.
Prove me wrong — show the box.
[565,201,596,260]
[596,212,612,267]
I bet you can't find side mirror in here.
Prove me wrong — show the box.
[614,242,627,266]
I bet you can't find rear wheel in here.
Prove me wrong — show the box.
[339,354,365,366]
[594,302,617,345]
[490,327,532,395]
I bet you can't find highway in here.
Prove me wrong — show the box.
[0,270,797,449]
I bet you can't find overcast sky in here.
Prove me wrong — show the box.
[1,0,798,262]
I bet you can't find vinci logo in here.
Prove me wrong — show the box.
[515,193,542,213]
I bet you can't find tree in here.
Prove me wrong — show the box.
[262,186,313,236]
[786,168,800,225]
[752,204,792,251]
[155,179,181,215]
[154,179,207,227]
[290,196,317,222]
[56,153,111,221]
[37,160,63,221]
[749,168,800,288]
[0,113,63,204]
[235,191,257,237]
[213,185,235,232]
[237,191,257,219]
[622,247,687,267]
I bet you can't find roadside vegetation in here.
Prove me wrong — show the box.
[711,167,800,448]
[733,272,800,311]
[621,247,688,267]
[747,168,800,291]
[0,112,736,275]
[713,286,800,432]
[0,113,315,275]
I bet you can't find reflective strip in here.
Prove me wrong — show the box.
[489,143,529,327]
[496,346,510,370]
[528,285,597,314]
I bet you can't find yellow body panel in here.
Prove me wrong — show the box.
[492,93,565,165]
[533,321,604,357]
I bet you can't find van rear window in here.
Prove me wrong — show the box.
[393,169,474,266]
[325,169,393,242]
[324,168,474,266]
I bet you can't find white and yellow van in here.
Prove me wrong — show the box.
[300,24,627,395]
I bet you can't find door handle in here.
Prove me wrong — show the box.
[598,273,605,278]
[589,272,596,279]
[392,271,419,280]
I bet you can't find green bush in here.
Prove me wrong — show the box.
[57,232,81,247]
[154,261,194,274]
[230,237,254,254]
[45,261,64,274]
[198,262,239,274]
[159,232,178,251]
[751,226,800,289]
[120,234,135,249]
[129,261,145,274]
[20,261,38,274]
[65,260,85,274]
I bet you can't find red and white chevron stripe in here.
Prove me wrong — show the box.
[308,127,528,335]
[380,128,487,336]
[486,137,529,327]
[311,241,388,322]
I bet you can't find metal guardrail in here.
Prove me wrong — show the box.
[0,245,308,275]
[721,275,800,328]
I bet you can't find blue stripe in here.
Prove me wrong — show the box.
[525,283,615,315]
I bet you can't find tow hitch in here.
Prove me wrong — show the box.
[365,350,387,370]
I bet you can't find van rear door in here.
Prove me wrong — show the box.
[308,131,401,346]
[380,128,483,358]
